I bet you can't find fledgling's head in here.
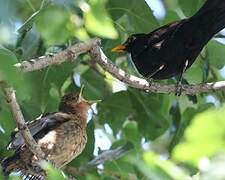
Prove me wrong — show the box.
[111,34,148,53]
[59,86,101,115]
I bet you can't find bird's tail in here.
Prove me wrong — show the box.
[1,152,21,176]
[1,149,45,179]
[191,0,225,35]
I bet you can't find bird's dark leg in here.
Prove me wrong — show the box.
[175,60,189,96]
[146,64,165,86]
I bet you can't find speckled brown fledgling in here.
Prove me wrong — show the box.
[1,87,100,179]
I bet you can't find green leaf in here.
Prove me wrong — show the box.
[128,88,171,140]
[206,40,225,69]
[84,0,118,39]
[0,47,28,93]
[20,27,41,60]
[98,91,132,134]
[172,107,225,165]
[23,60,78,113]
[179,0,206,17]
[8,174,21,180]
[0,105,15,159]
[36,6,73,45]
[123,121,142,148]
[42,162,67,180]
[162,10,180,25]
[107,0,159,34]
[104,158,134,179]
[81,68,108,100]
[169,102,213,153]
[183,57,203,83]
[17,0,50,33]
[142,151,189,180]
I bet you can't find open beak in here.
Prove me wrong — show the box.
[78,85,84,102]
[111,45,126,52]
[78,85,102,105]
[87,99,102,105]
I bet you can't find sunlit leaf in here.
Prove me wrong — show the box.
[143,151,189,180]
[179,0,206,17]
[84,0,118,39]
[107,0,159,34]
[172,107,225,165]
[36,7,73,45]
[206,40,225,69]
[0,47,28,93]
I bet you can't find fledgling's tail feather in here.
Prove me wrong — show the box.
[1,152,21,176]
[1,149,46,180]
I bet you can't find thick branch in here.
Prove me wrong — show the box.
[0,83,47,161]
[89,45,225,95]
[14,38,101,72]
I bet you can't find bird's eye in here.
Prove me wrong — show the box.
[130,36,136,42]
[132,36,136,40]
[71,97,77,101]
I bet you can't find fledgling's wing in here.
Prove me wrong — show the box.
[7,112,71,150]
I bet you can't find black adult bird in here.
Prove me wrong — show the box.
[112,0,225,95]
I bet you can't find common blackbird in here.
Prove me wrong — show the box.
[1,87,101,179]
[112,0,225,95]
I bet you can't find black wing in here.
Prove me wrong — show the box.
[7,112,71,150]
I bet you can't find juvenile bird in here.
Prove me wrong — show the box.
[1,87,101,179]
[112,0,225,95]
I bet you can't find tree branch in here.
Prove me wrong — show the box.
[199,53,218,80]
[80,142,134,171]
[14,38,225,95]
[89,45,225,95]
[66,166,129,180]
[0,82,48,162]
[95,167,129,180]
[14,38,101,72]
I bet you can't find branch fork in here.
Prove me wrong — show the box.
[14,38,225,95]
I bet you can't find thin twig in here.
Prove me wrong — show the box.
[14,38,101,72]
[199,53,218,79]
[0,82,48,162]
[81,60,105,78]
[214,34,225,38]
[65,166,98,180]
[66,166,128,180]
[80,142,134,171]
[81,60,111,94]
[95,167,129,180]
[65,166,88,176]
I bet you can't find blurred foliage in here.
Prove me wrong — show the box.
[0,0,225,179]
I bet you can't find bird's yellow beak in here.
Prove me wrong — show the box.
[111,45,126,52]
